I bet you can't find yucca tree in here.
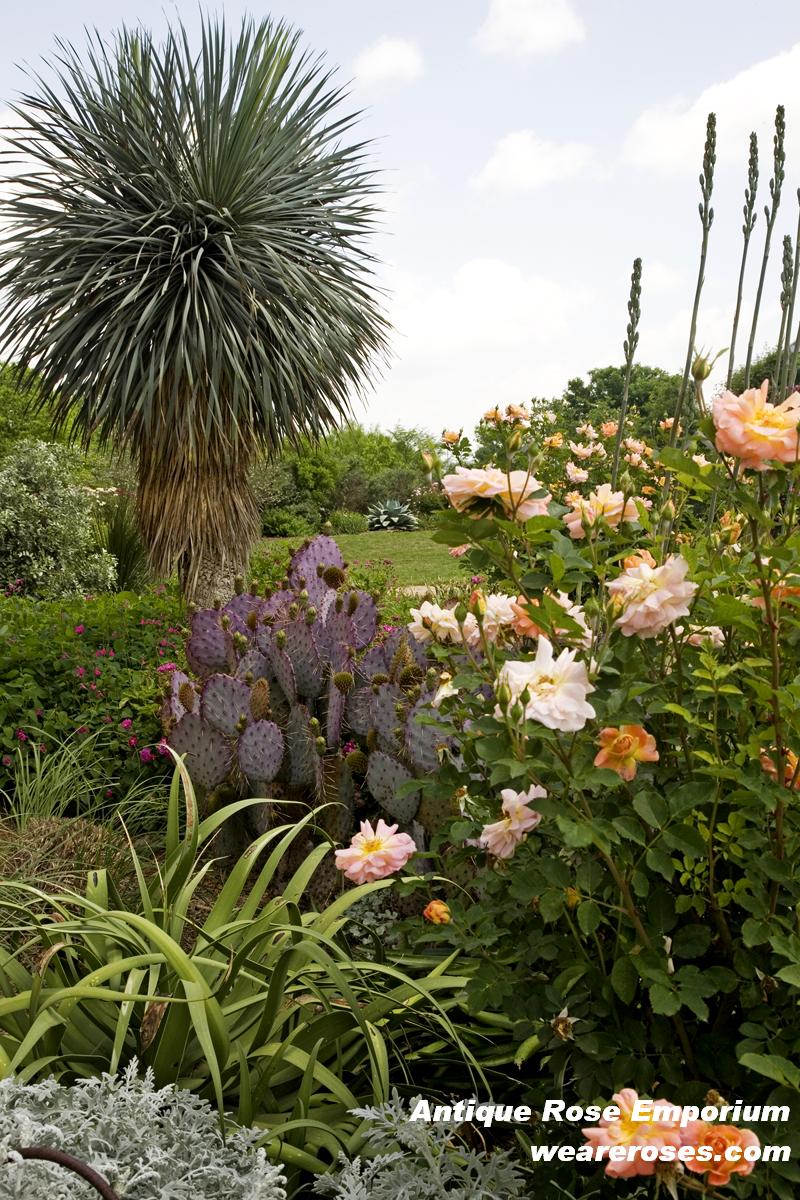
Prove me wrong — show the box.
[0,16,388,601]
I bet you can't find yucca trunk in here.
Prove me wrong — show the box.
[137,428,260,605]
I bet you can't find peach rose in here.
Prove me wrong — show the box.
[335,819,416,883]
[600,420,618,437]
[713,379,800,470]
[505,402,529,424]
[760,746,800,790]
[483,405,503,424]
[682,1122,760,1188]
[441,429,460,445]
[582,1089,684,1179]
[544,431,564,448]
[480,785,544,859]
[442,466,506,512]
[623,549,657,570]
[497,470,552,521]
[594,724,659,781]
[566,460,589,483]
[608,554,697,638]
[569,440,594,460]
[448,543,470,558]
[495,637,595,731]
[563,483,647,539]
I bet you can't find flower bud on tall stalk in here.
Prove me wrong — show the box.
[610,257,642,489]
[726,132,759,389]
[744,105,786,389]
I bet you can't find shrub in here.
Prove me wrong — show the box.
[367,500,418,531]
[260,506,318,537]
[328,509,368,534]
[0,1065,287,1199]
[314,1092,527,1199]
[0,440,116,597]
[0,589,184,798]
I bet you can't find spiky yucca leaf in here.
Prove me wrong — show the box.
[0,16,389,599]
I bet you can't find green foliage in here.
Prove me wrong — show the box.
[0,764,476,1195]
[0,440,116,597]
[0,1066,287,1199]
[328,510,369,535]
[261,508,319,538]
[368,500,419,532]
[314,1091,527,1198]
[0,589,184,799]
[561,363,683,433]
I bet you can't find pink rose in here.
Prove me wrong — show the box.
[608,554,697,638]
[582,1089,684,1179]
[480,786,544,859]
[335,819,416,883]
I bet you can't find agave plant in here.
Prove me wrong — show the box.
[367,500,419,532]
[0,759,480,1194]
[0,16,388,602]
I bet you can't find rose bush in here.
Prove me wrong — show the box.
[401,389,800,1196]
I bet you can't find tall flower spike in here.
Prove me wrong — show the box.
[611,257,642,488]
[744,104,786,389]
[670,112,716,445]
[778,189,800,402]
[773,234,795,397]
[726,131,759,389]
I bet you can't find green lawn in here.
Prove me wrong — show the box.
[257,529,462,588]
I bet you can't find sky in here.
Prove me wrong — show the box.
[2,0,800,434]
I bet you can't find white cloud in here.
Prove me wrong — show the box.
[353,37,424,91]
[365,258,593,427]
[624,43,800,174]
[475,0,585,59]
[472,128,598,191]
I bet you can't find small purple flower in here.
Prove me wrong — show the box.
[157,662,179,673]
[120,718,133,730]
[2,755,11,767]
[15,729,27,742]
[157,737,171,756]
[139,747,154,763]
[128,736,138,747]
[75,666,86,678]
[74,624,85,635]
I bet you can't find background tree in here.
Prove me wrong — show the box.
[0,16,388,601]
[561,364,682,432]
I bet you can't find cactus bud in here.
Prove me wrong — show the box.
[262,614,275,627]
[366,729,378,751]
[408,685,421,703]
[220,614,231,630]
[310,717,320,734]
[315,736,326,755]
[345,749,369,774]
[335,595,344,613]
[264,585,274,600]
[333,670,354,694]
[288,603,299,620]
[236,712,248,734]
[371,672,389,686]
[393,725,404,741]
[244,671,254,686]
[233,631,248,652]
[399,665,423,687]
[347,592,359,616]
[246,610,258,631]
[234,575,244,595]
[280,578,290,590]
[250,678,271,721]
[178,681,196,710]
[394,702,406,718]
[299,588,309,603]
[426,667,438,684]
[317,563,325,577]
[323,565,347,589]
[298,577,307,589]
[213,597,222,611]
[276,629,286,649]
[305,606,317,625]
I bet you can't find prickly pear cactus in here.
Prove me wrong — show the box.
[166,534,456,860]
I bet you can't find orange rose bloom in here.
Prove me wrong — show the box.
[600,421,618,438]
[544,432,564,448]
[511,596,544,639]
[483,406,503,424]
[423,899,451,924]
[760,747,800,790]
[713,379,800,470]
[752,584,800,610]
[623,549,657,570]
[594,725,659,781]
[683,1123,760,1187]
[441,429,460,445]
